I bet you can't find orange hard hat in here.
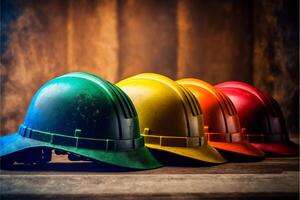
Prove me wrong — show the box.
[177,78,265,159]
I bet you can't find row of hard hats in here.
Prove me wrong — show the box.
[0,72,298,170]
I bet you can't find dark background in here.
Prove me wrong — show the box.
[0,0,299,135]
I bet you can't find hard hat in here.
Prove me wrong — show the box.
[215,81,299,156]
[117,73,226,164]
[0,72,162,169]
[177,79,265,158]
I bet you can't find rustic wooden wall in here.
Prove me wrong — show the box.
[0,0,298,135]
[1,0,120,134]
[118,0,178,79]
[253,0,299,133]
[177,0,253,83]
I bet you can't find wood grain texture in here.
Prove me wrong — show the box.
[0,157,299,199]
[0,0,119,135]
[118,0,178,80]
[253,0,299,133]
[0,0,298,136]
[177,0,253,83]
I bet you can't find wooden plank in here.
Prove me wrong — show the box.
[117,0,178,80]
[253,0,299,134]
[1,0,119,136]
[66,0,119,83]
[0,173,298,199]
[177,0,253,83]
[1,156,298,199]
[1,157,298,175]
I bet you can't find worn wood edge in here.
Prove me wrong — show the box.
[0,193,299,200]
[0,173,298,195]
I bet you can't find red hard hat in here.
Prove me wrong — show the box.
[177,78,265,159]
[215,81,299,156]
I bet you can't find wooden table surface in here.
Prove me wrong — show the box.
[0,154,299,200]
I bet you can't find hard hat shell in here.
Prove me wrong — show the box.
[0,72,162,169]
[177,79,265,158]
[215,81,298,156]
[117,73,226,164]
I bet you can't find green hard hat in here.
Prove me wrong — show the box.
[0,72,161,169]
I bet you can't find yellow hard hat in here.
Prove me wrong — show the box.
[117,73,226,164]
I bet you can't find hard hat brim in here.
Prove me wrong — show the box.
[209,141,265,158]
[250,142,299,156]
[145,143,226,164]
[0,133,162,170]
